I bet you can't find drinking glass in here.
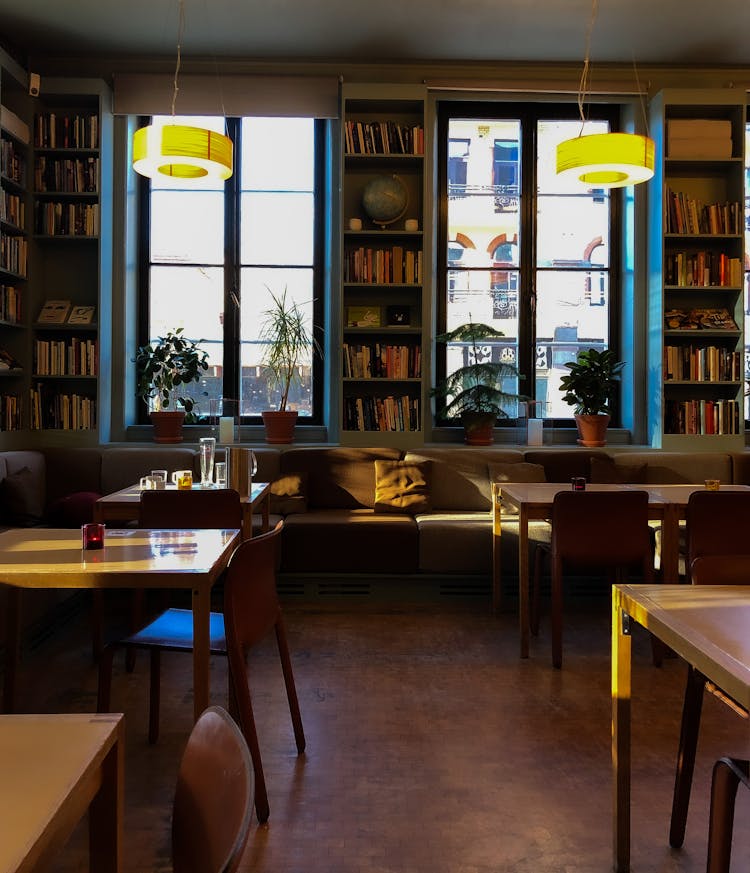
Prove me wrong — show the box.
[199,437,216,487]
[214,461,227,487]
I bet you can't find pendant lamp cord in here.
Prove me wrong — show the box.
[170,0,186,118]
[576,0,598,134]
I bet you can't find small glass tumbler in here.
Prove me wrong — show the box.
[199,437,216,487]
[215,461,227,488]
[571,476,587,491]
[82,522,105,550]
[705,479,720,491]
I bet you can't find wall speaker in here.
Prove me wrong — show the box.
[29,73,40,97]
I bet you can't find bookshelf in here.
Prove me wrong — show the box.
[338,84,428,446]
[29,78,112,443]
[0,51,30,438]
[647,89,746,450]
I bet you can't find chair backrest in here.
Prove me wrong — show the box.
[139,488,243,530]
[172,705,254,873]
[551,489,652,573]
[690,555,750,586]
[223,521,284,654]
[686,491,750,571]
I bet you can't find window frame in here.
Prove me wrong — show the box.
[137,115,327,426]
[436,99,623,427]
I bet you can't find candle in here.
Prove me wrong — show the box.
[82,522,105,550]
[527,418,543,446]
[219,416,234,443]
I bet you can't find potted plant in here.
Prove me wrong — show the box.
[134,328,210,443]
[431,319,519,445]
[259,288,320,444]
[559,347,624,447]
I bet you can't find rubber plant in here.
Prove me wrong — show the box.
[559,347,624,447]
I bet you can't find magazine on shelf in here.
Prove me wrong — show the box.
[67,305,96,325]
[37,299,72,324]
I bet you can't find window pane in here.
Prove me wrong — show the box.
[151,190,224,264]
[446,119,520,267]
[241,118,314,191]
[534,269,610,417]
[239,266,314,417]
[147,265,224,417]
[240,191,314,264]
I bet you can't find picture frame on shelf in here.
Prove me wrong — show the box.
[67,305,96,325]
[387,305,410,326]
[347,306,382,328]
[37,299,72,324]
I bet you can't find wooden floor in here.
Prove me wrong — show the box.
[12,592,750,873]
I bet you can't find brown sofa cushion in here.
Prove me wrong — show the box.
[488,461,546,483]
[589,457,647,484]
[46,491,102,527]
[374,460,431,514]
[0,467,44,526]
[524,450,609,482]
[269,473,308,514]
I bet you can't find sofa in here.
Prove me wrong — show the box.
[0,442,746,652]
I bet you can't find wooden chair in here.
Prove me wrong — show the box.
[530,489,654,668]
[705,756,750,873]
[97,489,243,744]
[172,705,254,873]
[223,521,306,826]
[669,493,750,849]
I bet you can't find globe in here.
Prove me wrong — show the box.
[361,174,408,227]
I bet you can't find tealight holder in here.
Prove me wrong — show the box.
[82,522,105,550]
[571,477,587,491]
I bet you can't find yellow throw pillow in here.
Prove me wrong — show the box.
[374,460,431,514]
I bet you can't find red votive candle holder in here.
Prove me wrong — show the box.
[82,522,105,550]
[571,477,586,491]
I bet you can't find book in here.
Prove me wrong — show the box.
[37,299,72,324]
[664,307,738,331]
[67,305,96,325]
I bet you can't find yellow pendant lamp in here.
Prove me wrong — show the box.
[132,0,233,182]
[556,0,654,189]
[556,132,654,188]
[133,123,233,181]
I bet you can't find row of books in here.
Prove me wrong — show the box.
[1,191,25,228]
[34,112,99,150]
[343,342,422,379]
[665,251,743,287]
[0,392,21,431]
[665,398,741,436]
[34,338,97,376]
[0,139,25,186]
[0,285,21,323]
[665,189,742,235]
[0,233,27,277]
[344,246,422,284]
[34,201,98,237]
[663,345,742,383]
[29,385,96,430]
[34,156,98,194]
[343,394,421,432]
[344,120,424,156]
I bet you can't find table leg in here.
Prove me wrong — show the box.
[191,587,211,721]
[612,590,632,872]
[89,719,124,873]
[2,586,20,712]
[518,506,530,659]
[492,484,502,613]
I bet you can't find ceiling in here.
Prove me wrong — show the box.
[1,0,750,69]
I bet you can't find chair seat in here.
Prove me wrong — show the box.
[122,608,227,653]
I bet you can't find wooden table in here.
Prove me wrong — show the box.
[0,713,124,873]
[0,528,239,718]
[612,583,750,872]
[492,482,750,658]
[94,481,271,539]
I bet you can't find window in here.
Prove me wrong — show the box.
[437,103,620,423]
[142,115,324,423]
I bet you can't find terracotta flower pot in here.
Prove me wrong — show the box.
[461,410,496,446]
[575,413,610,447]
[150,410,186,444]
[261,410,298,444]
